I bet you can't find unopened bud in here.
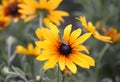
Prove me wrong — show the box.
[63,67,72,77]
[36,75,41,81]
[2,67,10,74]
[6,36,16,45]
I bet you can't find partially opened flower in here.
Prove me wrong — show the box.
[15,43,40,56]
[77,16,112,43]
[0,14,10,30]
[102,27,120,44]
[19,0,69,27]
[0,0,26,22]
[35,23,95,74]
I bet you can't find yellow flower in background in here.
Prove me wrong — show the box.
[101,27,120,44]
[35,27,46,40]
[0,0,26,22]
[35,23,95,74]
[15,43,40,56]
[19,0,69,27]
[77,16,112,43]
[0,14,10,30]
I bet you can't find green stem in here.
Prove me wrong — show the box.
[39,13,43,27]
[57,66,60,82]
[95,43,110,82]
[62,75,65,82]
[98,43,109,66]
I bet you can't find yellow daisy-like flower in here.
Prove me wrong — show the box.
[0,0,26,22]
[102,27,120,44]
[77,16,112,43]
[35,27,46,40]
[0,14,10,30]
[19,0,69,27]
[15,43,40,56]
[35,23,95,74]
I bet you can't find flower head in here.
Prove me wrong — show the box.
[0,0,26,22]
[0,14,10,30]
[101,27,120,44]
[15,43,40,56]
[19,0,69,27]
[35,23,95,74]
[76,16,112,43]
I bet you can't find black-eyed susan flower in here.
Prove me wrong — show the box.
[35,23,95,74]
[76,16,112,43]
[0,14,10,30]
[15,43,40,56]
[19,0,69,27]
[102,27,120,44]
[0,0,26,22]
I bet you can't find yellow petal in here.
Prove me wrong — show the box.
[43,18,52,27]
[79,53,95,66]
[10,0,15,3]
[35,41,57,51]
[35,41,47,49]
[2,0,8,6]
[93,31,112,43]
[72,33,91,47]
[58,55,65,71]
[0,6,3,10]
[87,22,95,33]
[77,16,95,33]
[69,29,81,44]
[28,43,33,52]
[63,24,72,41]
[19,8,35,14]
[73,45,89,54]
[49,23,59,38]
[34,47,40,56]
[65,57,77,74]
[46,0,62,10]
[36,50,52,60]
[51,10,69,16]
[48,14,61,25]
[39,0,47,8]
[18,0,23,2]
[77,16,87,27]
[43,55,59,70]
[35,28,44,40]
[41,28,59,44]
[15,45,28,54]
[24,15,37,22]
[70,54,90,69]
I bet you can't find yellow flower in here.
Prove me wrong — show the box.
[35,27,46,40]
[102,27,120,44]
[0,14,10,30]
[15,43,40,56]
[0,0,26,22]
[77,16,112,43]
[35,23,95,74]
[19,0,69,27]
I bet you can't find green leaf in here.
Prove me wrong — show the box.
[29,80,36,82]
[12,66,25,77]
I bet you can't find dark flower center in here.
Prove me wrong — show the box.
[4,2,21,17]
[0,21,5,27]
[59,43,72,56]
